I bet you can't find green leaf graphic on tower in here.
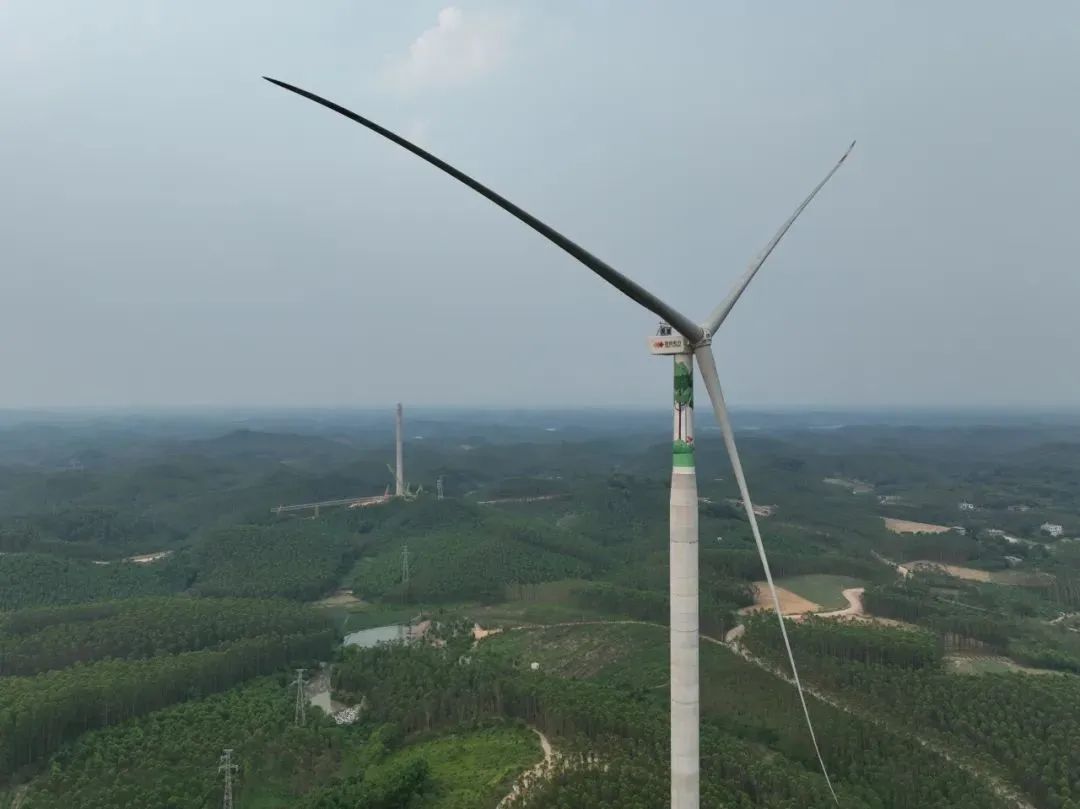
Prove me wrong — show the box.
[672,359,694,459]
[673,361,693,408]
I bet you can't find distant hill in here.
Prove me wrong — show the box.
[182,428,356,463]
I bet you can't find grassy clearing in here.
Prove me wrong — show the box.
[989,569,1055,587]
[337,579,604,634]
[240,724,539,809]
[473,601,601,626]
[387,725,541,809]
[471,579,605,626]
[906,562,1053,587]
[478,622,665,681]
[946,654,1065,676]
[904,561,993,583]
[775,574,866,610]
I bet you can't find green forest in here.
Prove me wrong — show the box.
[745,618,1080,809]
[0,597,329,675]
[0,553,189,611]
[2,414,1080,807]
[191,522,356,600]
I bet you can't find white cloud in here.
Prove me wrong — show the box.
[381,6,513,94]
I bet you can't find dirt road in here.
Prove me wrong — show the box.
[725,638,1036,809]
[872,550,910,578]
[476,620,1036,809]
[10,786,27,809]
[497,727,555,808]
[477,494,567,505]
[818,588,865,618]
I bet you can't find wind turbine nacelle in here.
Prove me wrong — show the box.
[648,333,692,355]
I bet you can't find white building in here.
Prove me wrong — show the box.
[1042,523,1064,538]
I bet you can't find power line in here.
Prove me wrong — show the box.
[293,668,306,726]
[219,749,238,809]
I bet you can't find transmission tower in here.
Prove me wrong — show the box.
[436,476,444,500]
[293,668,306,726]
[402,544,410,585]
[219,749,238,809]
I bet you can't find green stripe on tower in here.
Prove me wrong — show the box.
[673,453,696,468]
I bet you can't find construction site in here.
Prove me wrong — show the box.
[271,403,439,517]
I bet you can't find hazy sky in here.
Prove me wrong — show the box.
[2,2,1079,410]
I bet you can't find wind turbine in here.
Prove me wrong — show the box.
[264,76,852,808]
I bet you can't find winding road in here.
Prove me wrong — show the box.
[475,615,1037,809]
[817,587,865,618]
[497,727,555,808]
[725,636,1036,809]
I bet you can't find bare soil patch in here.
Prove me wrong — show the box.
[739,583,822,616]
[126,550,174,564]
[883,517,951,534]
[824,477,873,493]
[314,590,366,608]
[473,623,502,643]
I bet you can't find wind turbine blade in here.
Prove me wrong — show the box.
[694,345,839,805]
[702,141,855,335]
[263,77,703,344]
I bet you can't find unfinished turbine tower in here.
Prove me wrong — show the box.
[266,76,852,808]
[394,403,404,497]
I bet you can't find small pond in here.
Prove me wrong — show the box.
[343,623,408,648]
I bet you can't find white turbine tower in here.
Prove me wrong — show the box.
[265,76,852,808]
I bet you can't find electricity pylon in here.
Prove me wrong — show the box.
[219,749,238,809]
[293,668,306,726]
